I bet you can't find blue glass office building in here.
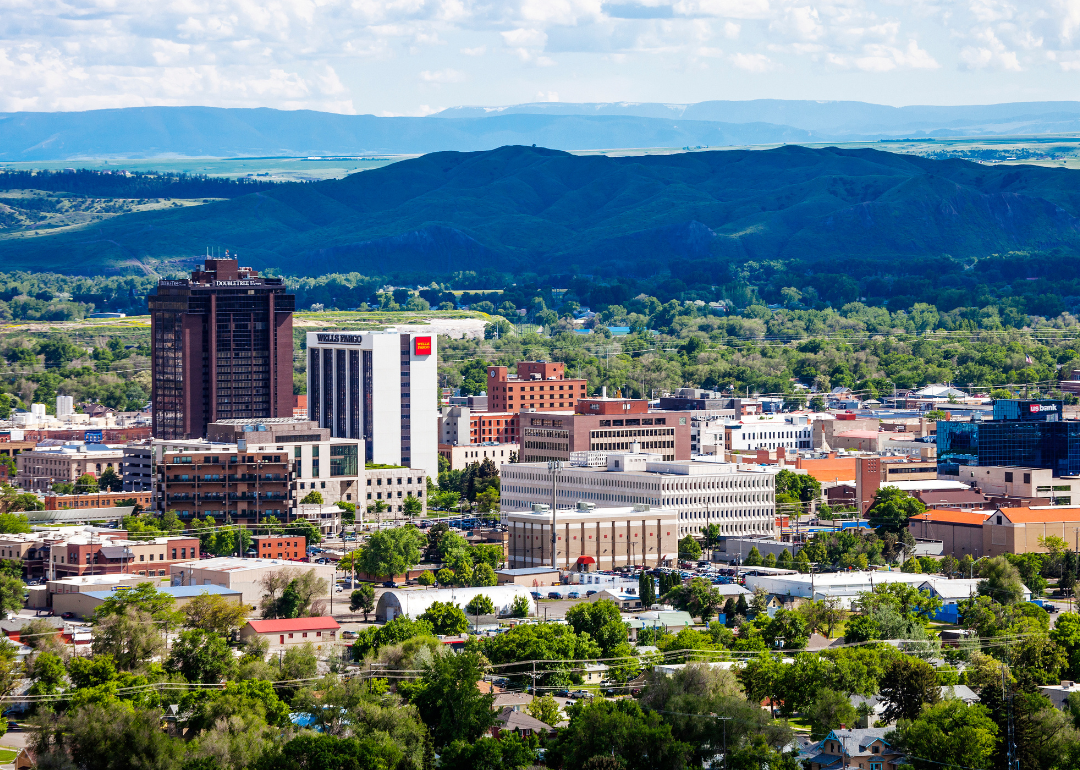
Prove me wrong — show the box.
[937,400,1080,476]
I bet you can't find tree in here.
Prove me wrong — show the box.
[761,609,809,649]
[27,651,66,696]
[880,655,939,722]
[29,701,183,770]
[182,591,250,637]
[167,629,236,683]
[471,563,497,587]
[97,466,123,492]
[677,535,701,561]
[797,597,845,638]
[894,700,999,770]
[566,600,629,656]
[807,688,857,740]
[420,601,469,635]
[866,486,925,534]
[349,584,375,620]
[417,570,435,586]
[73,472,99,493]
[403,650,495,748]
[475,487,500,516]
[403,493,423,516]
[744,546,763,566]
[547,698,694,770]
[352,616,434,659]
[0,512,31,534]
[978,555,1027,604]
[1052,612,1080,678]
[91,607,165,670]
[639,572,656,607]
[440,734,538,770]
[510,594,530,618]
[664,578,724,624]
[299,490,323,505]
[528,693,562,726]
[259,568,328,619]
[0,573,23,617]
[359,526,426,578]
[465,594,496,617]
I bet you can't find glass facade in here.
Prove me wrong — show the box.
[937,400,1080,477]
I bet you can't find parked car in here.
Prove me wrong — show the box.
[567,591,580,599]
[586,590,597,597]
[382,581,398,588]
[531,591,543,599]
[547,591,561,600]
[1046,603,1059,613]
[60,612,75,619]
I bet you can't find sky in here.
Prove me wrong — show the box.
[2,0,1080,115]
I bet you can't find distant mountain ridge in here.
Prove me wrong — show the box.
[2,144,1080,277]
[4,100,1080,161]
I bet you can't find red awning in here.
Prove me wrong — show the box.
[577,556,596,564]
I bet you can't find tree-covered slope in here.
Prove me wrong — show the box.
[2,144,1080,276]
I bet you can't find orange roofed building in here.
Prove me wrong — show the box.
[908,505,1080,558]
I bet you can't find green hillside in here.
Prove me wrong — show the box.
[2,144,1080,276]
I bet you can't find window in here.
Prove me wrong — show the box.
[1005,471,1013,482]
[1024,473,1031,484]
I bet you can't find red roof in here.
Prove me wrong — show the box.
[246,616,340,633]
[577,556,596,564]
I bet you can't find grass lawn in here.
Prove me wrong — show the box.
[0,748,18,763]
[785,717,813,734]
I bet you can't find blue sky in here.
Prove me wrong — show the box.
[2,0,1078,115]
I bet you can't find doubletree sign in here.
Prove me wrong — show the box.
[414,336,432,356]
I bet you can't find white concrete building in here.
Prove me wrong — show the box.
[170,557,336,607]
[724,414,821,454]
[500,449,778,538]
[306,330,438,480]
[375,585,535,622]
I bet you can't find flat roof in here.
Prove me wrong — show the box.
[496,567,559,575]
[504,505,678,520]
[170,556,302,572]
[84,584,242,600]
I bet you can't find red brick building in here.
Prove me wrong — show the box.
[486,362,588,413]
[254,535,306,561]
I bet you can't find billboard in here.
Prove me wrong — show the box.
[414,336,432,356]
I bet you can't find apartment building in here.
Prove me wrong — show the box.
[16,443,124,492]
[122,445,153,492]
[486,361,587,413]
[364,467,427,515]
[154,418,364,524]
[501,449,778,538]
[439,406,518,445]
[519,398,691,464]
[439,443,519,471]
[505,501,678,570]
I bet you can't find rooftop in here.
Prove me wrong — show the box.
[246,616,340,633]
[171,556,302,572]
[910,509,993,526]
[1000,506,1080,524]
[84,584,242,601]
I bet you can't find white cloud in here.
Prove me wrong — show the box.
[420,68,466,82]
[730,51,776,71]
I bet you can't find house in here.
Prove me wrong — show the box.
[1040,680,1080,710]
[804,728,904,770]
[492,707,556,738]
[582,663,609,684]
[587,588,643,611]
[239,617,340,648]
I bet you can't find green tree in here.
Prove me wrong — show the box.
[762,609,810,649]
[299,490,323,505]
[97,466,123,492]
[167,629,236,683]
[471,563,497,587]
[866,486,925,534]
[744,546,763,567]
[29,701,183,770]
[440,734,538,770]
[880,656,940,722]
[73,472,99,493]
[420,601,469,635]
[27,651,66,696]
[403,493,423,517]
[665,577,724,624]
[566,600,629,657]
[0,512,32,533]
[528,693,562,726]
[1051,612,1080,678]
[0,573,24,616]
[807,688,857,740]
[465,594,496,617]
[352,616,434,659]
[510,594,530,619]
[547,698,694,770]
[403,650,495,748]
[349,584,375,621]
[978,555,1027,604]
[417,570,435,586]
[894,700,999,770]
[182,591,250,637]
[639,572,656,607]
[678,535,702,561]
[359,526,426,578]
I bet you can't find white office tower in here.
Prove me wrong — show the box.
[56,395,74,417]
[306,331,438,480]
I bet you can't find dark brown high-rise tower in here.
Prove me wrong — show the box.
[150,258,295,439]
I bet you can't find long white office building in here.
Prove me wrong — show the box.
[500,448,778,539]
[305,331,438,479]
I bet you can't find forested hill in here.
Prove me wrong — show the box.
[3,144,1080,277]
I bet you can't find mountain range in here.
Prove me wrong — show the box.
[3,144,1080,277]
[4,100,1080,160]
